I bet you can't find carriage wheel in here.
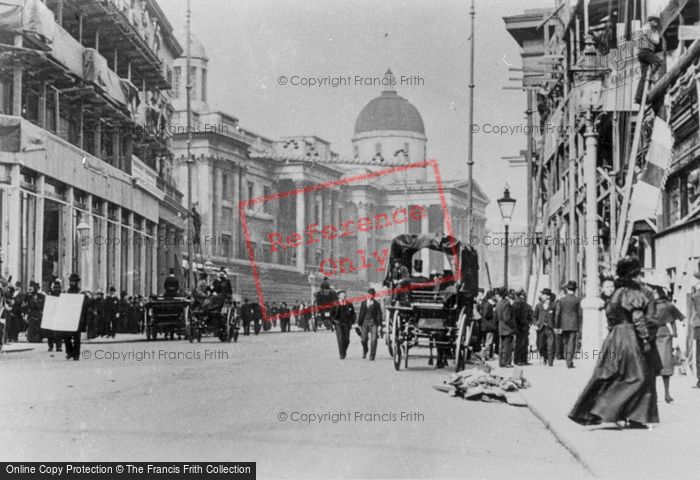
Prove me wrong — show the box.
[392,312,402,371]
[230,310,239,343]
[455,307,471,372]
[386,310,395,357]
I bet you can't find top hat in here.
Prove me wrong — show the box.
[566,281,578,291]
[169,267,175,274]
[367,287,376,295]
[69,273,81,282]
[541,288,552,296]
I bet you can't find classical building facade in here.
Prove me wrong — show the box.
[0,0,187,294]
[171,44,488,302]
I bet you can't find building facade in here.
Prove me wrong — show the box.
[0,0,187,294]
[171,43,489,302]
[505,0,700,351]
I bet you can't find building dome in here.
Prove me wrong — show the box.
[179,31,208,61]
[354,89,425,135]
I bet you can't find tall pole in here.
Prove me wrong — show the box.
[466,0,475,238]
[504,223,509,288]
[525,90,534,295]
[186,0,194,289]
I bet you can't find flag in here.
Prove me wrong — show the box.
[628,117,673,225]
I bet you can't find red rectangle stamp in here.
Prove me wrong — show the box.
[238,159,458,323]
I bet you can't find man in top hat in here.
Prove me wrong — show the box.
[278,301,291,333]
[6,281,24,343]
[103,286,120,338]
[333,291,356,359]
[357,288,383,360]
[64,273,86,360]
[513,289,532,366]
[555,280,582,368]
[534,288,556,366]
[24,281,49,346]
[93,289,105,336]
[635,15,665,104]
[163,267,180,297]
[495,288,515,367]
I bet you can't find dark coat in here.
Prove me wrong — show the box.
[480,301,497,332]
[164,276,180,296]
[512,298,531,331]
[555,293,582,331]
[334,302,356,325]
[495,298,514,336]
[358,300,383,327]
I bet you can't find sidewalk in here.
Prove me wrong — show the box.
[495,357,700,479]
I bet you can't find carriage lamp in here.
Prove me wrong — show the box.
[497,185,516,288]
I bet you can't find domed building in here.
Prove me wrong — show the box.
[352,70,427,183]
[172,55,490,301]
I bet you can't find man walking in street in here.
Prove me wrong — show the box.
[333,291,356,359]
[555,281,582,368]
[358,288,383,360]
[495,287,514,368]
[64,273,86,361]
[513,289,532,365]
[103,287,120,339]
[534,289,556,366]
[45,280,63,353]
[480,291,497,360]
[241,298,252,336]
[279,302,291,332]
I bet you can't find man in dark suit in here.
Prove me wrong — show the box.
[333,291,356,359]
[534,289,556,366]
[163,268,180,297]
[357,288,383,360]
[512,289,532,365]
[555,280,582,368]
[480,292,497,360]
[495,287,514,368]
[64,273,86,361]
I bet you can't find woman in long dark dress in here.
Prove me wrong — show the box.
[569,256,662,428]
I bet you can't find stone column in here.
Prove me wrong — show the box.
[294,181,306,274]
[100,216,108,291]
[356,200,369,282]
[114,208,122,294]
[6,165,21,283]
[151,226,158,296]
[34,175,45,286]
[62,187,74,286]
[83,194,94,292]
[580,112,604,355]
[12,35,22,116]
[140,225,147,296]
[126,211,134,295]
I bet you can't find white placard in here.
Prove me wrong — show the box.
[40,294,84,332]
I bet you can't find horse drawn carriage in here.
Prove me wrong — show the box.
[383,233,480,371]
[145,296,189,341]
[188,293,241,343]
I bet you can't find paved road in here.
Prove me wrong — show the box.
[1,331,589,479]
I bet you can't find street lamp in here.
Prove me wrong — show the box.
[497,185,516,288]
[308,271,317,304]
[76,217,90,250]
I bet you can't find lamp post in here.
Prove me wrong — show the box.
[76,217,90,289]
[497,186,516,288]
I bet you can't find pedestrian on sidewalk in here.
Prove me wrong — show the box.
[279,302,291,332]
[333,291,355,359]
[534,289,556,366]
[555,281,581,368]
[495,288,514,368]
[513,289,532,365]
[480,291,497,360]
[645,277,684,403]
[64,273,86,361]
[358,288,382,360]
[569,256,661,428]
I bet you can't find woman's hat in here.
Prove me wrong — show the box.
[616,256,642,278]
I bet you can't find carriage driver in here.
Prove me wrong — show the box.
[163,268,180,297]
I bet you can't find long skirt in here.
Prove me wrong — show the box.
[655,324,674,376]
[569,322,661,425]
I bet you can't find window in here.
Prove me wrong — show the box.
[262,244,271,263]
[247,181,255,201]
[222,173,229,198]
[173,66,180,98]
[263,186,271,213]
[353,145,359,158]
[189,66,197,96]
[221,234,231,257]
[375,142,382,154]
[201,68,207,102]
[404,142,410,159]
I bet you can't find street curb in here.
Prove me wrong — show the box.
[521,391,600,478]
[1,347,35,354]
